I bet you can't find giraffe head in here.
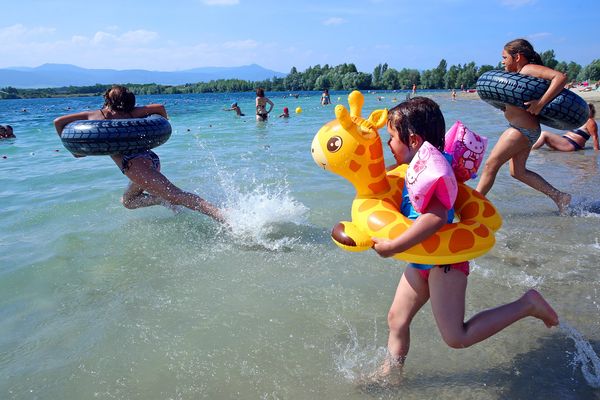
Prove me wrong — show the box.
[311,91,389,195]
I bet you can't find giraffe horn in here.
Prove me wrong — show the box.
[335,105,355,132]
[348,90,364,118]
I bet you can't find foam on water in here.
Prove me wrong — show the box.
[560,321,600,388]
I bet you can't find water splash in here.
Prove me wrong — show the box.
[567,196,600,218]
[192,138,309,251]
[560,321,600,388]
[221,183,309,251]
[332,318,388,382]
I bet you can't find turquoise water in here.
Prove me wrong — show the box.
[1,91,600,399]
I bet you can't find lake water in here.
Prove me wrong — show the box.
[1,90,600,399]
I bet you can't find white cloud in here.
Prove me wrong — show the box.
[526,32,551,40]
[0,24,298,71]
[500,0,536,8]
[223,39,258,49]
[90,29,159,46]
[323,17,346,26]
[0,24,55,41]
[202,0,239,5]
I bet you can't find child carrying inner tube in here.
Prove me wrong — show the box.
[53,85,223,222]
[476,38,571,213]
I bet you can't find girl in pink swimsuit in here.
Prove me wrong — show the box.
[370,97,559,381]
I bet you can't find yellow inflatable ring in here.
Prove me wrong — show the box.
[311,90,502,265]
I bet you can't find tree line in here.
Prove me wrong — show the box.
[2,52,599,99]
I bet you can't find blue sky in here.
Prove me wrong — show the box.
[1,0,598,73]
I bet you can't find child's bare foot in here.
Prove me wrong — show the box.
[363,355,404,387]
[556,192,572,215]
[523,289,559,328]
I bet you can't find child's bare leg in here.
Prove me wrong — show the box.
[125,159,224,222]
[121,181,164,209]
[509,149,571,212]
[367,268,428,385]
[429,268,558,349]
[386,267,430,363]
[476,128,529,195]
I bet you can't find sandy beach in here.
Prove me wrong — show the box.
[576,88,600,109]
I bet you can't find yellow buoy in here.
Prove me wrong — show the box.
[295,107,303,114]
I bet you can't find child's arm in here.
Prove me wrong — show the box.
[520,64,567,115]
[372,197,448,258]
[130,104,168,119]
[53,111,94,136]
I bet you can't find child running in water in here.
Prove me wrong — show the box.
[371,97,558,378]
[54,85,223,222]
[476,38,571,213]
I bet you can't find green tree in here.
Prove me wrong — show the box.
[431,59,447,89]
[381,68,400,90]
[540,50,558,69]
[566,62,582,82]
[445,65,459,89]
[578,59,600,81]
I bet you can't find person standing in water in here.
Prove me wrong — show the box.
[321,89,331,105]
[476,39,571,213]
[255,88,274,122]
[54,85,224,222]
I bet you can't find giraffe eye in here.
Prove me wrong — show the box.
[327,136,343,153]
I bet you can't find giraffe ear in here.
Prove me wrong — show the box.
[335,104,354,132]
[368,109,388,129]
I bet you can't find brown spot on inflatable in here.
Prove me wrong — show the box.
[449,229,475,253]
[422,234,442,253]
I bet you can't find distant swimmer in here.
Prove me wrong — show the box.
[278,107,290,118]
[224,102,245,116]
[0,125,15,139]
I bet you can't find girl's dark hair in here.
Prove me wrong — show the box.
[388,97,446,150]
[504,38,544,66]
[104,85,136,112]
[588,103,596,118]
[256,88,265,97]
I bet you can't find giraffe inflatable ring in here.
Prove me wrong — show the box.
[311,90,502,265]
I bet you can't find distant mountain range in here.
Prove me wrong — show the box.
[0,63,287,88]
